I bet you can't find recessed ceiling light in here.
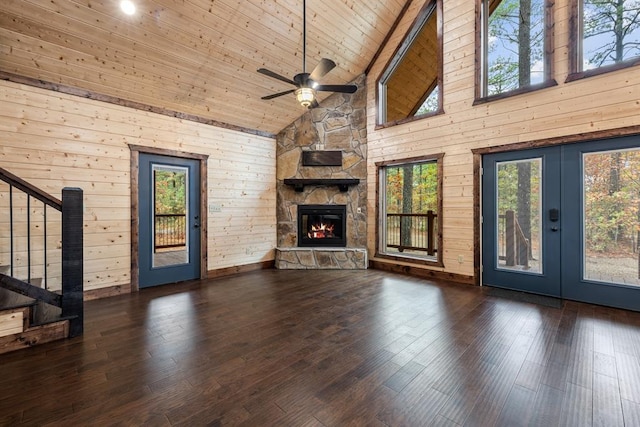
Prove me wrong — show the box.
[120,0,136,15]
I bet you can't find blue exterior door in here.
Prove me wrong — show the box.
[139,153,201,288]
[482,146,562,297]
[482,136,640,311]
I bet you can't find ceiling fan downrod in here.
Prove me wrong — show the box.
[302,0,307,75]
[256,0,357,107]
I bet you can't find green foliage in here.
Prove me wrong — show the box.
[497,160,541,230]
[584,150,640,253]
[154,170,186,214]
[415,86,440,116]
[385,162,438,214]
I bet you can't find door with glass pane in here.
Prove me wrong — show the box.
[562,137,640,311]
[482,147,561,297]
[139,153,201,288]
[483,136,640,311]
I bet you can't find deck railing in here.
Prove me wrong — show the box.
[0,167,83,336]
[386,211,438,256]
[154,213,186,251]
[498,210,530,269]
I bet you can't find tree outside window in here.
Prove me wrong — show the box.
[583,149,640,284]
[479,0,552,98]
[579,0,640,72]
[377,156,443,266]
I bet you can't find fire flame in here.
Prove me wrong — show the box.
[308,222,335,239]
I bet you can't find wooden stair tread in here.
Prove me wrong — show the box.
[0,286,37,311]
[0,320,70,354]
[31,300,74,327]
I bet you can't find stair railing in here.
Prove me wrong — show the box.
[0,167,83,336]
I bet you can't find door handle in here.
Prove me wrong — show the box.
[549,208,559,222]
[551,226,558,232]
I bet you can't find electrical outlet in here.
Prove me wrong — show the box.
[209,203,222,213]
[457,255,464,264]
[356,207,362,214]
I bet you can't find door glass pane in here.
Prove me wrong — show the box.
[496,159,542,273]
[583,149,640,286]
[152,164,188,267]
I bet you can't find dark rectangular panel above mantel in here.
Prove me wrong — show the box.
[283,178,360,192]
[302,151,342,166]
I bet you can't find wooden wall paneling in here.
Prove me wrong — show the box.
[366,0,640,283]
[0,0,409,134]
[0,79,276,294]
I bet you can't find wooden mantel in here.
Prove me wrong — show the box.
[283,178,360,192]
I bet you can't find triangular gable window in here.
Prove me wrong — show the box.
[377,0,443,126]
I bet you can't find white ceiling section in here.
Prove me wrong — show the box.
[0,0,408,135]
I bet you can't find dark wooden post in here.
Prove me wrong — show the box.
[427,210,436,256]
[62,187,83,337]
[398,214,405,252]
[505,210,516,266]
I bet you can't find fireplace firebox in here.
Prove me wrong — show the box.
[297,204,347,247]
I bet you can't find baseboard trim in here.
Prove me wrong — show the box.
[370,259,475,285]
[82,261,275,300]
[84,284,132,301]
[207,260,275,279]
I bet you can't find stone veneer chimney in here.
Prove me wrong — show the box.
[275,74,367,269]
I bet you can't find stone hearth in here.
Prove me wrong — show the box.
[275,248,367,269]
[275,74,367,269]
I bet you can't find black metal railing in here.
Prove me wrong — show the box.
[0,167,83,336]
[386,211,438,256]
[154,213,186,251]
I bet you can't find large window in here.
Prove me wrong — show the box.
[569,0,640,79]
[377,0,442,126]
[377,155,443,266]
[477,0,554,100]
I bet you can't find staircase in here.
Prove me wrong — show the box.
[0,168,83,354]
[0,285,70,352]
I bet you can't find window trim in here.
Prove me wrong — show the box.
[375,0,444,129]
[567,0,640,83]
[375,154,444,267]
[474,0,556,103]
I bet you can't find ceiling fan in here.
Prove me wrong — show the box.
[257,0,357,108]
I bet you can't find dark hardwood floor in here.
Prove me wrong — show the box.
[1,269,640,426]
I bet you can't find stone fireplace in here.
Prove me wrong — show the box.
[275,74,367,269]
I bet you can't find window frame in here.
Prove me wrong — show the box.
[567,0,640,82]
[474,0,557,105]
[375,154,444,267]
[375,0,444,129]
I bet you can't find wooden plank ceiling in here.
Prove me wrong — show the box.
[0,0,407,135]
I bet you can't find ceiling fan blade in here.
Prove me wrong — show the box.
[309,58,336,81]
[261,89,296,100]
[310,99,320,109]
[257,68,296,86]
[315,84,357,94]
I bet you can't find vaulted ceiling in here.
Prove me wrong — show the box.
[0,0,408,135]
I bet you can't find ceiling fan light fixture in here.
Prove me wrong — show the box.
[295,87,316,108]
